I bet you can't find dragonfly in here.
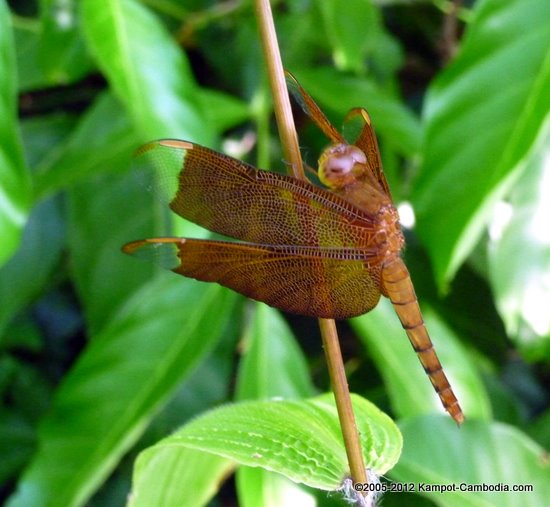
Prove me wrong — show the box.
[123,73,464,425]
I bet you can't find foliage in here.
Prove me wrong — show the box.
[1,0,549,506]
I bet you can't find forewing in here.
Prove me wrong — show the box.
[285,72,345,145]
[134,140,378,249]
[123,238,382,319]
[343,108,391,197]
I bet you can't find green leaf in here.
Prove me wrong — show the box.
[391,416,550,507]
[34,92,138,200]
[197,88,250,133]
[7,276,233,507]
[137,394,401,492]
[317,0,381,73]
[236,303,316,400]
[130,448,234,507]
[414,0,550,288]
[67,164,155,333]
[0,1,31,266]
[0,198,64,338]
[13,17,47,92]
[21,112,78,169]
[131,305,320,506]
[38,0,91,84]
[235,304,317,507]
[236,467,316,507]
[0,410,35,485]
[80,0,210,143]
[351,299,491,421]
[488,124,550,360]
[528,409,550,450]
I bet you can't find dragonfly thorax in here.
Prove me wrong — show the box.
[376,204,404,257]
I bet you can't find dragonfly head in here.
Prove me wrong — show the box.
[318,143,367,189]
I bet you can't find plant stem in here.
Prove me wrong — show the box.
[253,0,368,492]
[253,0,304,180]
[319,319,368,485]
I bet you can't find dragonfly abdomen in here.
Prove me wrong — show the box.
[381,256,464,425]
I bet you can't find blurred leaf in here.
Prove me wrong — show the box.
[237,468,316,507]
[81,0,211,143]
[38,0,91,84]
[528,408,550,449]
[414,0,550,288]
[197,87,250,132]
[0,198,64,337]
[351,299,491,421]
[13,18,48,92]
[488,123,550,360]
[131,447,234,507]
[7,276,233,507]
[317,0,381,73]
[391,416,550,507]
[0,1,31,267]
[236,303,316,401]
[21,112,78,169]
[133,394,401,493]
[67,164,155,333]
[34,92,138,200]
[0,411,35,485]
[145,318,241,440]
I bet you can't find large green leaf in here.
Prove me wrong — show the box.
[80,0,210,143]
[130,448,234,507]
[133,394,401,493]
[38,0,91,84]
[317,0,382,73]
[13,17,48,92]
[0,0,31,266]
[391,416,550,507]
[197,87,250,133]
[34,92,138,200]
[7,276,233,507]
[488,124,550,360]
[413,0,550,288]
[235,303,316,401]
[0,198,63,338]
[67,163,155,333]
[237,469,316,507]
[351,299,491,421]
[131,304,319,507]
[235,304,317,507]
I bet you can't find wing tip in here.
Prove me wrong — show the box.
[121,237,186,253]
[134,139,194,157]
[122,237,185,270]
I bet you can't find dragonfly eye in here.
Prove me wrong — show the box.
[318,144,367,188]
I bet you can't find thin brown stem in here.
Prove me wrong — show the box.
[319,319,368,486]
[253,0,304,179]
[439,0,463,63]
[253,0,367,492]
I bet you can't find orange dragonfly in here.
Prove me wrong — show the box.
[123,74,464,425]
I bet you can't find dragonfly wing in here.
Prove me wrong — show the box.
[343,108,391,197]
[134,140,378,249]
[123,238,382,319]
[285,71,345,145]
